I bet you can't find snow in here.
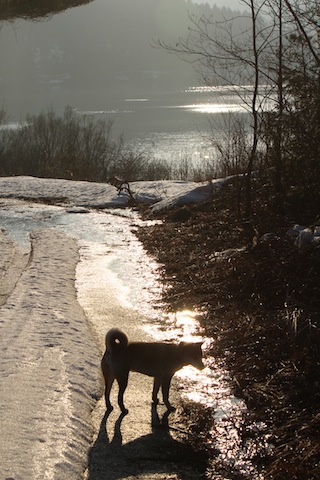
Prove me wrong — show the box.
[150,181,219,212]
[0,175,220,479]
[0,176,223,210]
[0,229,101,479]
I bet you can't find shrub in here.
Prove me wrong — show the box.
[0,106,161,182]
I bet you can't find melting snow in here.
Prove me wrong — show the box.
[0,175,221,479]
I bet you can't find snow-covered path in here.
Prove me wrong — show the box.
[0,229,100,479]
[0,212,193,480]
[0,181,186,479]
[0,176,250,479]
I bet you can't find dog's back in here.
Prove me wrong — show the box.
[104,328,204,375]
[127,341,204,377]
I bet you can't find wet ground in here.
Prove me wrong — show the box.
[0,197,267,479]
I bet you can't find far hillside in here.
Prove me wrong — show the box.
[0,0,248,99]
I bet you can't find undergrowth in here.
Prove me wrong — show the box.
[138,175,320,479]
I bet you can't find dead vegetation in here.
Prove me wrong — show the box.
[137,176,320,479]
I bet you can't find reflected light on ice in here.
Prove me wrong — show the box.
[169,309,201,341]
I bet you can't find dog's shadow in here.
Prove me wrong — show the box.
[87,405,206,480]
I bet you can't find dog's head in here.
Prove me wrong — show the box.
[179,341,205,370]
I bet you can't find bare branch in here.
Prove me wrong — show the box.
[283,0,320,66]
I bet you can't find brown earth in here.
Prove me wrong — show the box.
[137,176,320,480]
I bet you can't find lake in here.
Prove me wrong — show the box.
[0,1,249,167]
[77,85,249,165]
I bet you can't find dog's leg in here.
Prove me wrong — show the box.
[104,373,115,412]
[161,375,175,412]
[117,372,129,414]
[101,352,115,412]
[103,376,115,412]
[152,377,161,405]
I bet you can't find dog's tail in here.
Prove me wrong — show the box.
[105,328,128,352]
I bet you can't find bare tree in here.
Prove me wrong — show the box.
[283,0,320,67]
[156,0,320,214]
[243,0,262,217]
[262,0,286,209]
[156,0,275,217]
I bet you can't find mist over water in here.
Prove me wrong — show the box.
[0,0,249,164]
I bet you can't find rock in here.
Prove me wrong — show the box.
[286,224,320,249]
[294,228,314,249]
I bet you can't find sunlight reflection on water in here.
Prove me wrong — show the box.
[186,103,246,114]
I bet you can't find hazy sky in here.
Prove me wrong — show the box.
[193,0,245,10]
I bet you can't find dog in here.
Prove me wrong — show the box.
[101,328,205,414]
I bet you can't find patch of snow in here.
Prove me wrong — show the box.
[0,229,101,479]
[0,176,222,210]
[150,179,225,213]
[211,246,246,260]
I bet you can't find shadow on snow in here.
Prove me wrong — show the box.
[87,405,207,480]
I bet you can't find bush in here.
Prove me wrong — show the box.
[1,107,119,181]
[208,114,252,178]
[2,106,254,183]
[0,106,174,182]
